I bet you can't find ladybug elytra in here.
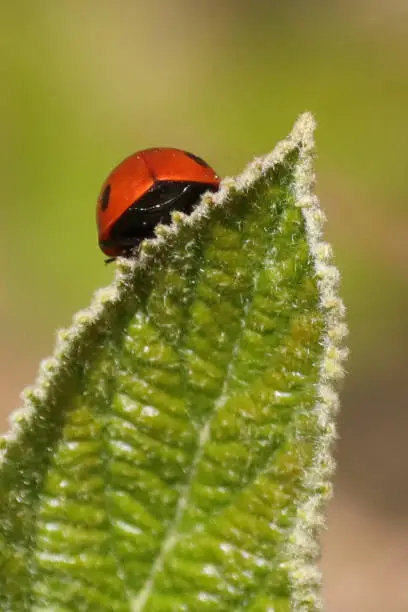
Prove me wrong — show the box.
[96,148,220,261]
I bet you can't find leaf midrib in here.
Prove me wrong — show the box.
[131,196,284,610]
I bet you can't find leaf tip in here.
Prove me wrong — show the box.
[292,111,317,149]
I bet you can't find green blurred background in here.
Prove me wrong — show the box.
[1,2,407,610]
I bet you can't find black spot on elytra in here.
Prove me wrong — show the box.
[100,184,111,211]
[184,151,210,168]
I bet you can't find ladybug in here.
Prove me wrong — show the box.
[97,147,220,261]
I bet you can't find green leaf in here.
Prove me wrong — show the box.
[0,113,347,611]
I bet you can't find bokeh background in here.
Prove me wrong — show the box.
[1,2,408,610]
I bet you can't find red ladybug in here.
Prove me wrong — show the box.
[97,148,220,260]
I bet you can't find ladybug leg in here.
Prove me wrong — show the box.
[103,245,139,264]
[100,238,142,263]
